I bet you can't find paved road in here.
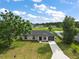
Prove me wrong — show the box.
[49,41,70,59]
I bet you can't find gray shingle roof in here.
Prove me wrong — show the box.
[31,30,53,36]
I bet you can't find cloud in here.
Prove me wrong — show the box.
[27,14,37,18]
[34,4,65,23]
[26,14,54,23]
[0,8,66,23]
[46,9,65,18]
[32,0,42,2]
[60,0,73,4]
[75,19,79,22]
[13,10,27,19]
[13,0,24,2]
[50,6,56,10]
[6,0,24,2]
[0,8,9,13]
[34,4,47,11]
[13,11,26,15]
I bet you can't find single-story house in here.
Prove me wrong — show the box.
[21,30,54,41]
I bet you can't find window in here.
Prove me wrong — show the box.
[44,37,46,40]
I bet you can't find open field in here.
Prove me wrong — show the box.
[0,41,52,59]
[33,27,63,31]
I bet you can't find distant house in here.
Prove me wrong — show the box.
[75,33,79,42]
[22,30,54,41]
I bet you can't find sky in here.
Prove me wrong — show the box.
[0,0,79,23]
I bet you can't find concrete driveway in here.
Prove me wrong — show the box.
[49,41,70,59]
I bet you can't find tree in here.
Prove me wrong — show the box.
[48,25,52,31]
[63,16,75,44]
[0,10,32,46]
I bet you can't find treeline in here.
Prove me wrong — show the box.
[33,22,63,27]
[33,21,79,28]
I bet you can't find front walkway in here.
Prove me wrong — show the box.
[49,41,70,59]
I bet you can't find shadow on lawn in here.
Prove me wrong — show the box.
[0,41,16,54]
[37,44,51,54]
[0,40,39,54]
[0,44,15,54]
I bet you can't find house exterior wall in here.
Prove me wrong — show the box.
[27,36,32,40]
[35,36,39,41]
[22,35,48,41]
[74,34,79,42]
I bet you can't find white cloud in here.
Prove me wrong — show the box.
[34,4,47,11]
[46,9,65,22]
[13,11,26,15]
[13,0,24,2]
[0,8,66,23]
[50,6,56,10]
[32,0,42,2]
[25,13,65,23]
[46,9,65,17]
[27,14,37,18]
[26,15,53,23]
[75,19,79,22]
[60,0,73,4]
[6,0,24,2]
[34,4,65,22]
[13,10,27,19]
[0,8,9,13]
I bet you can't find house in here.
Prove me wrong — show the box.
[22,30,54,41]
[75,33,79,42]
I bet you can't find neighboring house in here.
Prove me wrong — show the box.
[75,33,79,42]
[22,30,54,41]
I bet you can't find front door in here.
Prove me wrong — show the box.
[39,36,42,41]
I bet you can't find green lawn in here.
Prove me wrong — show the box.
[33,27,63,31]
[55,37,79,59]
[33,27,48,30]
[76,28,79,33]
[0,41,52,59]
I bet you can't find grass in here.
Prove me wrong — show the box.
[51,28,79,59]
[55,37,79,59]
[76,28,79,33]
[33,27,48,30]
[52,28,63,31]
[0,40,52,59]
[33,27,63,31]
[33,27,79,59]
